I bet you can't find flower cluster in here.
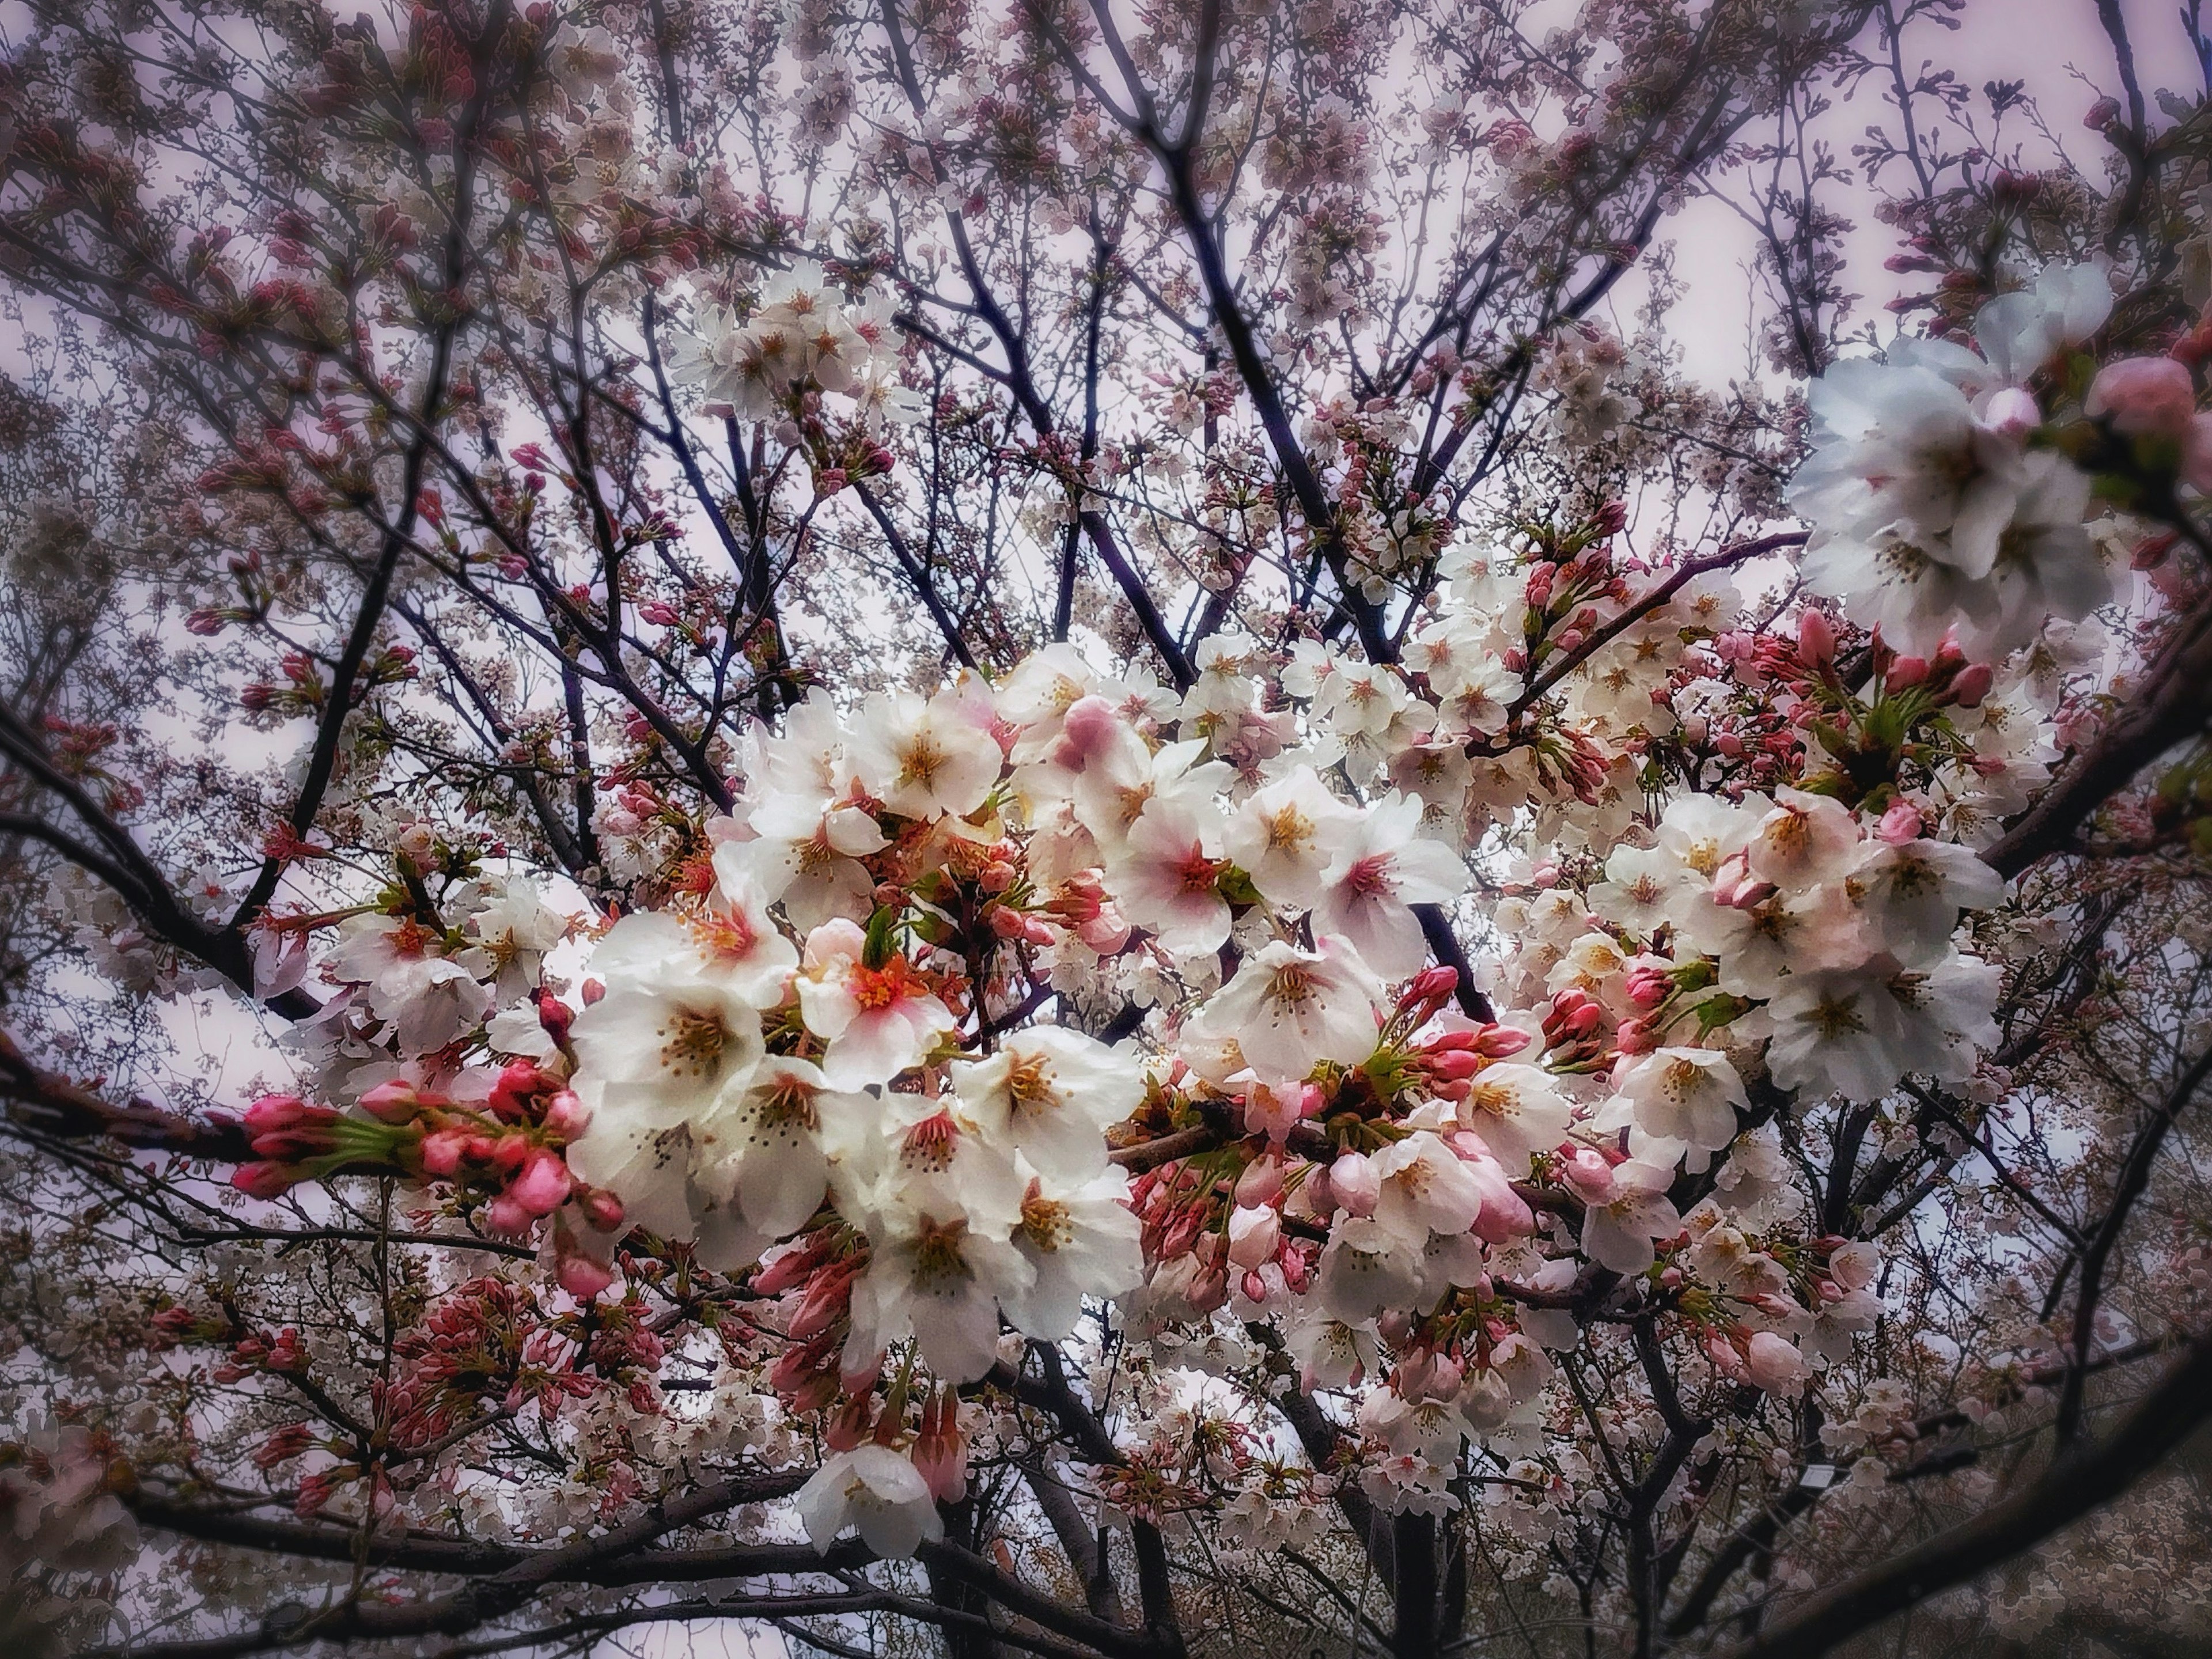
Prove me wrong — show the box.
[1794,264,2119,657]
[670,259,923,446]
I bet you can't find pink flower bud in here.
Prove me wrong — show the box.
[2088,356,2198,438]
[1885,654,1927,690]
[243,1093,313,1135]
[755,1236,829,1294]
[489,1058,550,1120]
[1950,662,1993,708]
[1078,905,1131,953]
[419,1129,470,1177]
[1744,1331,1811,1395]
[232,1161,303,1199]
[1876,801,1925,845]
[1331,1152,1381,1217]
[1427,1047,1484,1080]
[1624,965,1673,1010]
[1048,696,1126,771]
[1241,1084,1303,1141]
[357,1081,422,1123]
[1560,1147,1616,1203]
[1402,964,1460,1008]
[541,1089,591,1140]
[1226,1205,1282,1270]
[1396,1348,1437,1399]
[507,1147,572,1217]
[1712,863,1776,911]
[1980,384,2042,440]
[912,1399,969,1501]
[486,1194,532,1236]
[1302,1166,1335,1217]
[1233,1156,1286,1208]
[582,1190,625,1232]
[789,1266,857,1340]
[1796,608,1836,666]
[558,1253,615,1301]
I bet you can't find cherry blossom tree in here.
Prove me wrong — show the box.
[3,0,2212,1656]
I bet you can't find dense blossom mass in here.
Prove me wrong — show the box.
[5,2,2212,1658]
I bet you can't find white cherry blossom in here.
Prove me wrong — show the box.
[796,1445,945,1559]
[1185,937,1387,1085]
[1618,1048,1747,1154]
[1312,793,1469,978]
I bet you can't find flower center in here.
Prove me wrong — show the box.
[657,1007,733,1080]
[1266,961,1316,1010]
[1176,848,1224,895]
[1808,992,1867,1040]
[901,1108,960,1173]
[910,1214,975,1290]
[749,1075,819,1143]
[851,957,924,1012]
[897,733,948,794]
[1266,805,1315,853]
[1339,854,1395,900]
[1007,1052,1057,1116]
[697,908,759,961]
[1021,1191,1073,1252]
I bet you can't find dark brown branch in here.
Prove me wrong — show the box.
[1983,594,2212,878]
[1732,1334,2212,1659]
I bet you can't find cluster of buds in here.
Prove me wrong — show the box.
[211,1325,309,1384]
[1614,957,1724,1056]
[1400,1023,1532,1107]
[1768,622,1997,806]
[823,1376,969,1501]
[238,649,327,715]
[1540,987,1609,1066]
[759,1228,873,1414]
[1039,870,1131,953]
[228,1058,614,1244]
[1514,509,1633,664]
[810,440,897,497]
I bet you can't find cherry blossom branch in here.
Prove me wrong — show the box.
[127,1491,872,1582]
[0,1030,251,1161]
[99,1469,816,1658]
[2051,1044,2212,1444]
[1983,590,2212,877]
[1730,1333,2212,1659]
[1666,1336,2179,1640]
[852,481,983,670]
[1506,531,1811,722]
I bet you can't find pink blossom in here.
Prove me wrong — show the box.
[2087,357,2199,437]
[1331,1151,1381,1217]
